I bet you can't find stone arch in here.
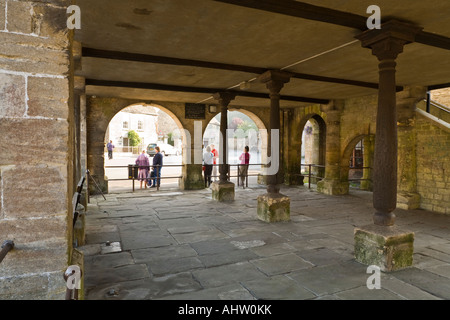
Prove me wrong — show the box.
[87,97,188,193]
[341,134,375,190]
[202,108,268,161]
[299,112,327,181]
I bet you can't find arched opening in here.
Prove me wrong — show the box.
[300,114,326,186]
[203,109,266,186]
[103,103,186,192]
[342,134,375,191]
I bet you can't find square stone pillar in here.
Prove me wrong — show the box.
[317,102,348,195]
[180,164,205,190]
[396,86,427,209]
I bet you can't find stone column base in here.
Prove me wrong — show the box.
[317,179,349,195]
[354,224,414,272]
[397,192,421,210]
[180,164,205,190]
[284,173,304,186]
[211,181,235,202]
[257,174,267,185]
[257,193,290,223]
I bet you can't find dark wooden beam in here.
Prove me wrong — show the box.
[213,0,367,30]
[416,31,450,51]
[82,47,266,74]
[214,0,450,51]
[428,83,450,91]
[85,79,329,104]
[83,47,384,90]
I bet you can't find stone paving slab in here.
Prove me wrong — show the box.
[286,260,370,296]
[192,262,268,288]
[242,275,316,300]
[334,285,404,300]
[392,268,450,299]
[82,186,450,300]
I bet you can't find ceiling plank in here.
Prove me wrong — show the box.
[85,79,330,104]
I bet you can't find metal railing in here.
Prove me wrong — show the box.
[300,164,325,189]
[0,240,15,264]
[106,164,183,192]
[101,163,375,193]
[103,163,265,192]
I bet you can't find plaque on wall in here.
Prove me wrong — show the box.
[185,103,206,119]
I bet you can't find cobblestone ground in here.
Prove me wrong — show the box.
[80,184,450,300]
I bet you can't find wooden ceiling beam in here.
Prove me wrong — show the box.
[84,78,330,104]
[82,47,385,90]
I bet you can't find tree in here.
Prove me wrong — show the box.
[127,130,141,146]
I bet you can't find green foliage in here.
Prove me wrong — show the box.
[167,132,174,146]
[127,130,141,146]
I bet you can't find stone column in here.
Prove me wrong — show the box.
[180,120,204,190]
[360,135,375,191]
[257,70,291,222]
[86,96,109,195]
[396,86,427,209]
[211,92,236,201]
[283,110,303,185]
[354,21,422,272]
[317,101,348,195]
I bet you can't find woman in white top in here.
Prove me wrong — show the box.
[203,145,214,187]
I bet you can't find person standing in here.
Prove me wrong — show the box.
[203,145,214,188]
[135,150,150,189]
[238,146,250,189]
[107,140,115,160]
[210,144,219,182]
[151,146,163,188]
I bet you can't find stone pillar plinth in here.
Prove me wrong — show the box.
[354,225,414,272]
[257,193,290,223]
[211,181,235,202]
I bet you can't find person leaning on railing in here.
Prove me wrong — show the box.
[238,146,250,189]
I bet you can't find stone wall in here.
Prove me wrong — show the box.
[415,113,450,214]
[0,0,74,299]
[430,88,450,108]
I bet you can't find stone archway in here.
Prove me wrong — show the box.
[202,108,268,185]
[341,134,375,192]
[299,113,327,184]
[86,97,188,194]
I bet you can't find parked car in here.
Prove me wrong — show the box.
[146,143,158,157]
[158,143,181,156]
[147,143,181,157]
